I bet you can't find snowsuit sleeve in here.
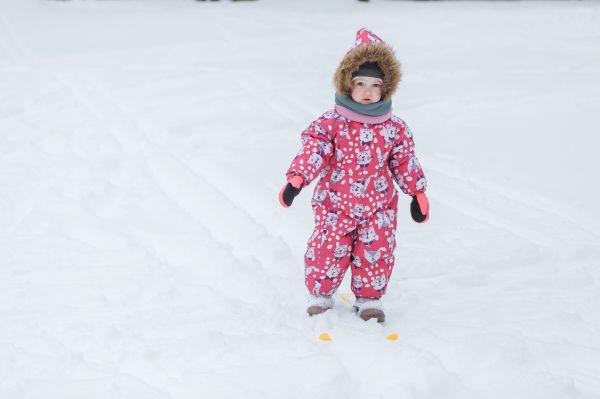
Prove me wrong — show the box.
[285,113,335,187]
[388,119,427,195]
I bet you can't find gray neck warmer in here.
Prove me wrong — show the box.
[334,93,392,117]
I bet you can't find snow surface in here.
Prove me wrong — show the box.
[1,0,600,398]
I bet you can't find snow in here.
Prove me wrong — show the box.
[1,0,600,398]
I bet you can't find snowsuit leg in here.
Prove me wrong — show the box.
[304,203,356,296]
[350,195,398,299]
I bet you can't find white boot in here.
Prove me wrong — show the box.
[306,295,333,316]
[354,298,385,323]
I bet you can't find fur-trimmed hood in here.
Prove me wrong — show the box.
[334,28,401,101]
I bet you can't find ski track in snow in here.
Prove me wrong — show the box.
[0,9,32,63]
[427,154,598,251]
[55,67,296,280]
[1,1,600,398]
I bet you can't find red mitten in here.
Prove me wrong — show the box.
[279,176,304,208]
[410,192,429,223]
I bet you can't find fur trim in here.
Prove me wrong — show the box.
[307,295,333,308]
[334,43,401,101]
[353,298,383,312]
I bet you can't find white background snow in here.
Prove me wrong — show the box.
[1,0,599,397]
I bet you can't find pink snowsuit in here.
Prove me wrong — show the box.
[286,107,427,299]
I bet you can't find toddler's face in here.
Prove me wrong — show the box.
[351,76,382,104]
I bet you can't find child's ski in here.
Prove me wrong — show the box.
[315,292,398,341]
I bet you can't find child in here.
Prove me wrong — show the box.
[279,28,429,323]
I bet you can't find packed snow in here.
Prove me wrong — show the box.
[1,0,599,398]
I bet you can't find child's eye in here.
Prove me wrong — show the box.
[357,81,365,86]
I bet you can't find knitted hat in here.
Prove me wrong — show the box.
[352,62,384,81]
[334,28,401,101]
